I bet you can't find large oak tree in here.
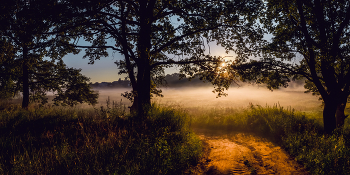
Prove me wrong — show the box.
[62,0,263,116]
[237,0,350,134]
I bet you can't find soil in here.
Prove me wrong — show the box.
[188,128,309,175]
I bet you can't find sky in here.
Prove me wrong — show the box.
[62,41,235,83]
[60,12,262,84]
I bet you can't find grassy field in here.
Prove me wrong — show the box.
[0,100,202,175]
[2,87,350,174]
[151,87,350,174]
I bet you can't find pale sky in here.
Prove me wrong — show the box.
[62,42,235,83]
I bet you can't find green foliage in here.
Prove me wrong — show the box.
[0,0,97,108]
[0,38,17,100]
[258,0,350,94]
[0,103,202,174]
[236,0,350,133]
[282,129,350,175]
[51,61,99,106]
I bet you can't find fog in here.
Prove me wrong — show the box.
[95,85,322,112]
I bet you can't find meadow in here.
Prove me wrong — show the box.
[156,87,350,174]
[1,86,350,174]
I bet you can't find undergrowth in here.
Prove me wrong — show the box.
[0,101,202,174]
[190,104,350,175]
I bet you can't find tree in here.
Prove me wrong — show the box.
[62,0,263,116]
[237,0,350,134]
[0,38,17,100]
[0,0,98,108]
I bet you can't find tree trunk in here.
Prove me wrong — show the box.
[22,45,29,109]
[336,101,348,128]
[130,93,138,114]
[323,93,348,134]
[135,3,152,118]
[136,63,151,118]
[323,100,337,134]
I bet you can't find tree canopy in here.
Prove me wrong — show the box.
[59,0,263,116]
[0,0,98,108]
[237,0,350,134]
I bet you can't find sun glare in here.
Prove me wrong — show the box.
[221,62,226,67]
[217,62,227,71]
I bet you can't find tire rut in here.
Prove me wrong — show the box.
[190,128,309,175]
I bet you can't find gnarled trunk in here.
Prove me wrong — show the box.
[135,3,152,118]
[336,101,348,128]
[136,62,151,118]
[129,65,151,117]
[323,96,348,134]
[323,99,337,135]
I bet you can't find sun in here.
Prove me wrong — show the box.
[221,62,226,68]
[217,62,226,70]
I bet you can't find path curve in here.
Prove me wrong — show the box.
[190,128,309,175]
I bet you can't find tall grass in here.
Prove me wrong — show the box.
[0,101,202,174]
[190,104,350,175]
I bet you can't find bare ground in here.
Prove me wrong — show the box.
[188,128,309,175]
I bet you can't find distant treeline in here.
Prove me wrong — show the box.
[90,78,131,88]
[160,73,213,88]
[161,73,306,89]
[90,73,305,89]
[90,73,213,89]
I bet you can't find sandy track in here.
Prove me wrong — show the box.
[190,128,309,175]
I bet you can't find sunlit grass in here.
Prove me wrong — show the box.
[3,94,350,174]
[189,104,350,174]
[0,101,202,174]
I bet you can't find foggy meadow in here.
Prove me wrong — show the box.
[96,84,322,112]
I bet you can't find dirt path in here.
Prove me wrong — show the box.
[190,128,309,175]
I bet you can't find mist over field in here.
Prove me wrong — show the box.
[95,83,322,112]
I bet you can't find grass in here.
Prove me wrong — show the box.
[0,100,202,175]
[189,103,350,175]
[3,97,350,174]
